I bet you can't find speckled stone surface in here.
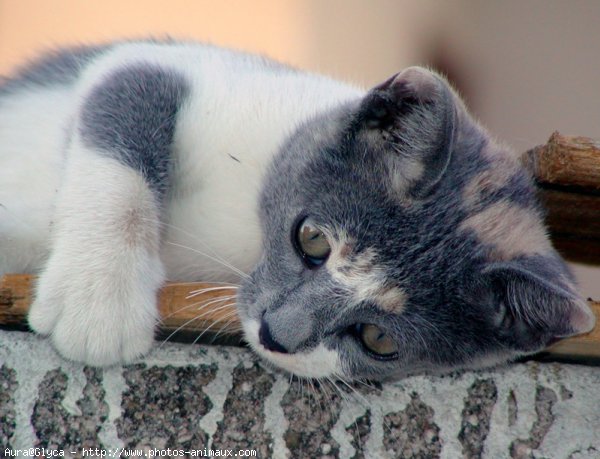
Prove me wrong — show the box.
[31,367,108,453]
[116,364,217,451]
[1,330,600,459]
[459,378,497,458]
[0,364,17,450]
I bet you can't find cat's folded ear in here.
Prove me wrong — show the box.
[357,67,457,198]
[472,257,595,351]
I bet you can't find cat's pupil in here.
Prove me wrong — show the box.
[296,218,331,265]
[359,323,398,357]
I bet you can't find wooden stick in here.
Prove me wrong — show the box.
[1,274,598,359]
[0,274,241,335]
[522,133,600,264]
[538,188,600,264]
[523,132,600,192]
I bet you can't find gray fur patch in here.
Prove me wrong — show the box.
[79,63,189,196]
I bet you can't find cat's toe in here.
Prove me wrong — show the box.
[51,320,116,365]
[120,327,155,363]
[28,285,63,335]
[51,315,155,366]
[28,300,58,335]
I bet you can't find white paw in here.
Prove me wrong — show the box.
[28,146,167,366]
[29,263,163,366]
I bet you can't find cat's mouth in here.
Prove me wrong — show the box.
[242,320,341,378]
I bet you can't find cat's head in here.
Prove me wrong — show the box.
[236,67,595,381]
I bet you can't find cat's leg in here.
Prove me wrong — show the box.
[28,63,189,365]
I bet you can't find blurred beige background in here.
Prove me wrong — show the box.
[1,0,599,296]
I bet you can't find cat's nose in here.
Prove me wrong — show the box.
[259,319,289,354]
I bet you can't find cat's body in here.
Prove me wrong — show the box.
[0,42,358,281]
[0,40,594,380]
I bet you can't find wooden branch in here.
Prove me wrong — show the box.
[0,274,241,335]
[523,132,600,192]
[1,274,599,360]
[538,188,600,264]
[523,132,600,264]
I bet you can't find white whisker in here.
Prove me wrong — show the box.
[167,280,242,288]
[186,285,238,299]
[336,376,370,408]
[166,240,250,280]
[211,315,244,342]
[159,298,237,345]
[158,294,237,324]
[137,216,253,281]
[191,308,239,344]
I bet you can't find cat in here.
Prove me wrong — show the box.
[0,40,594,381]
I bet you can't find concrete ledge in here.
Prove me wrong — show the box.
[1,330,599,458]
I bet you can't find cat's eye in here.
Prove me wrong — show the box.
[357,323,398,357]
[496,300,515,329]
[295,217,331,267]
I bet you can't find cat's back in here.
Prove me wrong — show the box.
[0,39,361,178]
[0,40,361,170]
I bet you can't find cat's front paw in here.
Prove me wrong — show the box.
[29,268,161,366]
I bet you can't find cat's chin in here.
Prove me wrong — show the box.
[242,319,342,379]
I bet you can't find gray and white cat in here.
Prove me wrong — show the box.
[0,40,594,381]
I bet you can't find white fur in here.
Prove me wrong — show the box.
[0,87,72,274]
[0,42,362,365]
[243,320,342,378]
[28,145,164,365]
